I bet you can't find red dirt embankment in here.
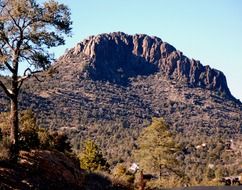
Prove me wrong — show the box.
[0,150,83,190]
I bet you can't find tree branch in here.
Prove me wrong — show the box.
[0,32,14,51]
[0,48,14,72]
[17,68,44,91]
[0,80,12,98]
[6,62,14,73]
[0,43,15,75]
[8,10,22,32]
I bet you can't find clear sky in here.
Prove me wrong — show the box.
[52,0,242,101]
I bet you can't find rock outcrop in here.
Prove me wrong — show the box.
[0,150,129,190]
[64,32,232,98]
[0,150,83,190]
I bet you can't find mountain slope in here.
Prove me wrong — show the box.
[1,32,241,162]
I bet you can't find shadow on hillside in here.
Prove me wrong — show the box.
[82,172,129,190]
[87,41,159,86]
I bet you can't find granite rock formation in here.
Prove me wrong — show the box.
[64,32,232,98]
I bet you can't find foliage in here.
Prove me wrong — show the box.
[50,132,72,152]
[0,0,72,161]
[0,109,241,186]
[176,133,242,185]
[38,129,72,153]
[38,127,52,149]
[112,163,127,177]
[0,110,72,153]
[112,163,135,186]
[0,109,40,150]
[134,118,182,179]
[0,136,10,160]
[19,109,40,150]
[0,112,10,136]
[79,140,108,172]
[0,0,72,71]
[4,68,240,166]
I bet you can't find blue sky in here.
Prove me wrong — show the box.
[53,0,242,101]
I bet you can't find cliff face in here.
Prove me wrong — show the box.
[65,32,231,97]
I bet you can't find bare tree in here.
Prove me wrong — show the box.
[0,0,72,161]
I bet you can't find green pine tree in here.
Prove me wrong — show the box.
[79,140,108,171]
[134,118,182,179]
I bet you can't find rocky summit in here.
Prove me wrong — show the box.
[1,32,241,162]
[67,32,232,97]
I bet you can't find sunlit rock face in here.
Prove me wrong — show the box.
[67,32,231,97]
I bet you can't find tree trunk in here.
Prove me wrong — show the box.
[159,165,162,180]
[9,67,19,162]
[9,95,19,162]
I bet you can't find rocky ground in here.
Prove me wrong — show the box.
[0,150,83,190]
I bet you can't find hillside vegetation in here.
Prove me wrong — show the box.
[0,110,241,189]
[0,32,241,189]
[1,32,238,164]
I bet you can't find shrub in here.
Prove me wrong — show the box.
[0,110,73,154]
[19,109,40,150]
[79,140,109,171]
[50,132,72,153]
[38,128,52,149]
[0,137,11,161]
[19,129,40,150]
[112,163,127,177]
[112,163,135,187]
[0,112,10,136]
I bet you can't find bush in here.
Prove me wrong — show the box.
[112,163,127,177]
[0,109,73,154]
[50,132,72,153]
[0,137,11,161]
[19,129,40,150]
[112,163,135,187]
[38,128,52,149]
[19,109,40,150]
[0,112,10,136]
[79,140,109,172]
